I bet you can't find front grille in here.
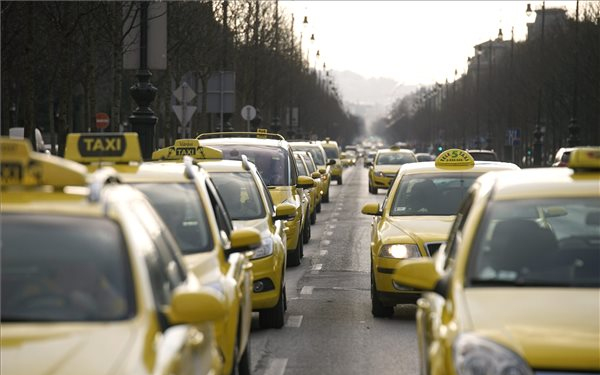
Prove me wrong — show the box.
[425,242,445,257]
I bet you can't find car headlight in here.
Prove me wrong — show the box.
[379,244,420,259]
[251,237,274,260]
[375,171,385,177]
[453,334,533,375]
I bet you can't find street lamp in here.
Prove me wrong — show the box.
[567,0,581,147]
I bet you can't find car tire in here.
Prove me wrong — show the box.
[302,216,311,244]
[322,189,330,203]
[237,337,251,375]
[369,185,378,194]
[258,285,285,329]
[337,176,343,185]
[371,270,394,318]
[310,207,317,224]
[316,201,322,213]
[287,232,303,267]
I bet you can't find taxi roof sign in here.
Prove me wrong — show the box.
[1,137,87,187]
[64,133,142,164]
[435,149,475,169]
[151,139,223,161]
[568,147,600,170]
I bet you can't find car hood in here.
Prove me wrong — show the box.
[184,250,223,284]
[1,323,139,375]
[232,217,270,238]
[373,165,402,174]
[268,187,297,207]
[464,288,600,370]
[383,216,454,244]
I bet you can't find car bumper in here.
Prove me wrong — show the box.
[374,257,421,304]
[370,175,393,188]
[251,254,284,309]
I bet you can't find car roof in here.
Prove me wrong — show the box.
[199,136,289,149]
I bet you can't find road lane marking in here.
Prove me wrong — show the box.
[312,264,322,271]
[264,358,288,375]
[300,286,314,295]
[286,315,303,328]
[320,250,328,256]
[324,231,334,236]
[321,239,331,246]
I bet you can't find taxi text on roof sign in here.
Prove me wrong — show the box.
[1,137,87,187]
[435,149,475,169]
[152,139,223,161]
[64,133,142,163]
[257,128,268,139]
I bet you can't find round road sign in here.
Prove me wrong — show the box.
[241,105,256,121]
[96,112,110,130]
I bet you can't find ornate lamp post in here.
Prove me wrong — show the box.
[129,2,157,160]
[527,2,546,166]
[567,0,580,147]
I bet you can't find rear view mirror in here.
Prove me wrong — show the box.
[319,168,326,174]
[274,202,296,221]
[168,285,227,324]
[297,175,315,189]
[229,228,261,253]
[327,159,336,166]
[361,202,381,216]
[311,171,321,179]
[543,206,568,218]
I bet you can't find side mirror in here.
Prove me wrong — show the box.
[392,258,440,292]
[311,171,321,179]
[366,161,373,167]
[229,228,261,253]
[319,168,326,174]
[327,159,336,166]
[296,175,315,189]
[167,285,227,324]
[361,202,382,216]
[274,202,296,221]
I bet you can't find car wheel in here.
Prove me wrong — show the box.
[316,201,322,213]
[259,284,285,329]
[369,185,378,194]
[322,190,330,203]
[287,232,303,266]
[302,217,311,244]
[310,207,317,225]
[237,337,251,375]
[371,269,394,318]
[337,176,343,185]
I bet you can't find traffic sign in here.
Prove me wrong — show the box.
[173,82,196,104]
[241,105,256,121]
[172,105,197,126]
[95,112,110,130]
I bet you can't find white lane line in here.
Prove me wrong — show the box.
[264,358,289,375]
[324,231,334,236]
[312,264,322,271]
[328,224,337,229]
[331,212,340,217]
[335,206,343,211]
[300,286,314,295]
[321,239,331,246]
[285,315,303,328]
[330,218,339,222]
[320,250,328,256]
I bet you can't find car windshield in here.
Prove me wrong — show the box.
[322,145,339,159]
[469,152,497,161]
[1,214,135,322]
[390,173,480,216]
[376,152,416,165]
[211,172,266,220]
[467,198,600,288]
[136,183,213,254]
[209,144,291,186]
[291,146,325,165]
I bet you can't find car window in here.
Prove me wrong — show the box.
[208,144,292,186]
[390,173,480,216]
[1,214,135,322]
[206,178,233,243]
[467,198,600,287]
[444,191,476,270]
[291,146,326,166]
[136,183,214,254]
[295,156,308,176]
[322,145,339,159]
[303,155,317,173]
[211,172,266,220]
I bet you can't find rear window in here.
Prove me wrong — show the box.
[322,145,339,159]
[376,152,416,165]
[136,183,213,254]
[1,214,135,322]
[211,172,266,220]
[292,146,325,165]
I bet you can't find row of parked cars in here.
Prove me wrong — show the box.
[1,131,344,375]
[360,146,600,374]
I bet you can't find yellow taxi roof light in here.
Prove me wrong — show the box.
[568,147,600,170]
[434,149,475,169]
[1,137,88,187]
[152,139,223,161]
[64,133,142,164]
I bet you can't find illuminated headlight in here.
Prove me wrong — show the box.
[251,237,274,260]
[453,334,533,375]
[379,244,420,259]
[375,171,385,177]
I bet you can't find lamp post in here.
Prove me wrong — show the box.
[475,45,482,148]
[527,1,546,166]
[567,0,580,147]
[129,2,157,160]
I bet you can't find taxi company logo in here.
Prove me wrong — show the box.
[78,135,126,157]
[439,150,470,163]
[176,140,197,147]
[1,162,23,184]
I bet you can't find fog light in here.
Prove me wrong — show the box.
[253,281,264,293]
[253,278,275,293]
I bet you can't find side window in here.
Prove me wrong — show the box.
[256,172,275,215]
[206,179,233,242]
[130,200,186,307]
[443,190,476,271]
[288,148,298,185]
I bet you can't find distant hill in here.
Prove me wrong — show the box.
[331,70,419,128]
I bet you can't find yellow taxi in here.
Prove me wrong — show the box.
[295,150,324,220]
[289,141,333,203]
[393,147,600,374]
[172,148,296,329]
[319,138,343,185]
[367,146,417,194]
[196,131,314,267]
[362,149,520,317]
[1,138,227,375]
[63,133,260,375]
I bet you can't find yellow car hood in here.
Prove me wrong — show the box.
[373,165,402,174]
[383,216,454,244]
[232,218,269,238]
[1,323,138,375]
[464,288,600,370]
[184,250,223,284]
[268,187,296,206]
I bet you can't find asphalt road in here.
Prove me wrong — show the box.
[249,164,420,375]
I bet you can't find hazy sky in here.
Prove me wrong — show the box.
[280,1,578,86]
